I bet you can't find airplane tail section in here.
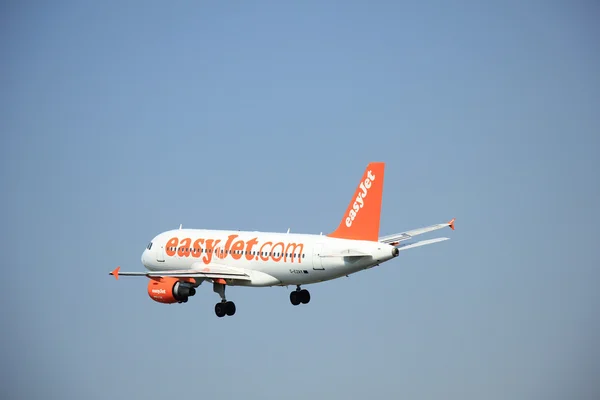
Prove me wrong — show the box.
[327,162,385,242]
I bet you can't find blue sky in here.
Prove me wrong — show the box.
[2,1,599,399]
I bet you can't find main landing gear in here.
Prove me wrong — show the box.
[290,286,310,306]
[213,281,236,318]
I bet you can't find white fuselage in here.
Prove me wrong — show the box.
[141,229,398,287]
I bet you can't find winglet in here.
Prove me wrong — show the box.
[449,218,455,230]
[110,266,120,280]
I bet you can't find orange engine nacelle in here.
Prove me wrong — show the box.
[147,277,197,304]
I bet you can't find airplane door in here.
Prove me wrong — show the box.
[312,243,324,270]
[156,245,165,262]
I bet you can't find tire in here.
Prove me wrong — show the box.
[290,291,300,306]
[300,289,310,304]
[215,302,226,317]
[225,301,236,316]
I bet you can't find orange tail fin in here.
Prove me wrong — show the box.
[327,162,385,242]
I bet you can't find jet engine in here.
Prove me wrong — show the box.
[147,277,197,304]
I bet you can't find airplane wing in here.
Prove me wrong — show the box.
[379,218,455,246]
[109,263,251,281]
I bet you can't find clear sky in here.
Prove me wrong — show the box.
[2,1,599,399]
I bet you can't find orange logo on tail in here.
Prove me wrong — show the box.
[345,169,376,228]
[328,162,385,242]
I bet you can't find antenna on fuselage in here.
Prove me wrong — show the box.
[179,224,182,230]
[287,228,290,233]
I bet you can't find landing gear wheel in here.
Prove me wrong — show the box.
[290,291,301,306]
[225,301,236,316]
[215,302,226,318]
[300,289,310,304]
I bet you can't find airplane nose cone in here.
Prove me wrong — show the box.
[141,250,147,265]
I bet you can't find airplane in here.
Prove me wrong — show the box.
[109,162,455,318]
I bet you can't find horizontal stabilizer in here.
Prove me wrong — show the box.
[396,237,450,251]
[379,218,455,245]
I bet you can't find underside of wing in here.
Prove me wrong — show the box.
[109,264,252,281]
[379,218,455,245]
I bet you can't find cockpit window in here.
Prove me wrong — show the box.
[147,242,153,250]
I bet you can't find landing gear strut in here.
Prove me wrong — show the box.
[290,286,310,306]
[213,281,236,318]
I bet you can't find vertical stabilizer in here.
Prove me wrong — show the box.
[327,162,385,241]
